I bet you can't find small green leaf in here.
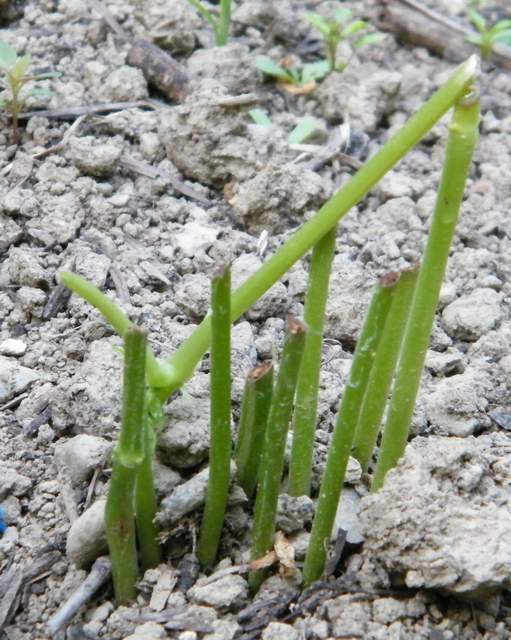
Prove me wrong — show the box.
[342,20,368,38]
[254,56,292,81]
[249,108,272,126]
[489,20,511,33]
[28,87,54,97]
[0,41,17,69]
[287,116,325,145]
[307,13,331,35]
[333,7,352,24]
[467,10,487,33]
[494,30,511,45]
[466,33,484,46]
[301,59,330,83]
[354,32,386,49]
[33,71,61,80]
[13,55,31,79]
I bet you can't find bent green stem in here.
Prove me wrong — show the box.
[288,226,337,497]
[302,279,394,585]
[371,87,480,492]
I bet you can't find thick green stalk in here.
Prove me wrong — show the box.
[371,87,480,492]
[105,327,147,604]
[250,318,307,590]
[288,227,337,497]
[166,56,478,389]
[216,0,232,45]
[197,267,232,567]
[235,361,274,498]
[302,280,394,585]
[135,423,161,572]
[352,268,418,471]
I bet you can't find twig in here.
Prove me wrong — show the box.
[20,101,156,120]
[46,557,112,635]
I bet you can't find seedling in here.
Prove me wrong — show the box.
[0,40,59,144]
[465,8,511,59]
[61,56,479,596]
[307,8,385,72]
[184,0,231,46]
[254,56,330,93]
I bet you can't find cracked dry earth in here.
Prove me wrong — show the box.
[0,0,511,638]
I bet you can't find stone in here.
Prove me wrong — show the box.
[261,622,299,640]
[6,247,47,287]
[54,434,113,487]
[0,356,39,403]
[360,433,511,599]
[188,44,258,93]
[188,573,248,611]
[276,494,314,534]
[66,499,107,568]
[332,487,364,545]
[442,288,503,340]
[0,468,32,501]
[0,339,27,357]
[0,215,22,250]
[325,593,371,637]
[122,622,167,640]
[68,136,123,177]
[99,66,148,102]
[174,222,218,257]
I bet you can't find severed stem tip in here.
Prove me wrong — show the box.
[248,361,273,380]
[286,315,307,335]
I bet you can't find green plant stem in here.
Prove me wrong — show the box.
[250,318,307,591]
[288,227,337,497]
[351,269,418,471]
[165,56,478,391]
[105,326,147,604]
[216,0,232,45]
[302,280,395,585]
[135,424,161,572]
[197,267,232,567]
[235,361,274,498]
[371,87,480,492]
[185,0,217,30]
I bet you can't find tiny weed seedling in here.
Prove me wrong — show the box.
[254,56,330,94]
[307,8,385,72]
[61,56,479,600]
[465,7,511,59]
[0,40,59,144]
[184,0,231,46]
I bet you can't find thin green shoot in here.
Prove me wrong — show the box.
[307,8,385,72]
[197,266,232,567]
[235,361,274,498]
[465,8,511,59]
[287,116,326,145]
[288,227,337,497]
[249,317,307,591]
[249,108,272,127]
[371,86,480,491]
[0,40,60,144]
[302,279,395,585]
[351,268,418,472]
[104,326,147,604]
[184,0,231,46]
[254,56,330,88]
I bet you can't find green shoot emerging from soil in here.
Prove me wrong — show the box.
[465,7,511,60]
[0,40,59,144]
[307,8,385,72]
[184,0,231,46]
[254,56,331,91]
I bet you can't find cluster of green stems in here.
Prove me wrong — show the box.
[61,56,479,602]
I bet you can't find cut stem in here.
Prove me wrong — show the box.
[197,267,232,567]
[235,361,274,498]
[352,268,418,471]
[371,87,480,492]
[249,318,307,590]
[288,226,337,497]
[216,0,232,45]
[302,280,394,585]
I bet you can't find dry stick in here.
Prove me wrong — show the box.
[250,318,307,591]
[302,280,395,585]
[371,87,480,492]
[104,327,147,604]
[235,361,274,498]
[197,267,232,567]
[351,268,418,472]
[288,226,337,497]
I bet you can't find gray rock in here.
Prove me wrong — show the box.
[188,44,258,93]
[26,192,84,246]
[174,222,218,258]
[261,622,299,640]
[122,621,167,640]
[0,338,27,357]
[0,356,39,403]
[442,288,503,340]
[138,0,200,54]
[203,618,240,640]
[230,163,328,234]
[99,66,148,102]
[16,286,47,317]
[68,136,123,177]
[74,249,111,289]
[0,215,22,251]
[332,487,364,545]
[360,433,511,599]
[153,461,181,499]
[276,494,314,534]
[188,573,248,611]
[372,596,425,624]
[7,247,47,287]
[54,434,113,487]
[0,468,32,501]
[157,393,210,468]
[66,499,107,567]
[174,273,210,321]
[325,593,371,637]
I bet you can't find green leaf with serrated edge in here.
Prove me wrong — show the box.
[254,56,291,80]
[468,10,487,33]
[306,13,331,35]
[342,20,367,38]
[13,55,30,79]
[287,116,324,145]
[301,60,330,83]
[354,32,386,49]
[333,7,352,23]
[249,108,272,126]
[0,41,17,69]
